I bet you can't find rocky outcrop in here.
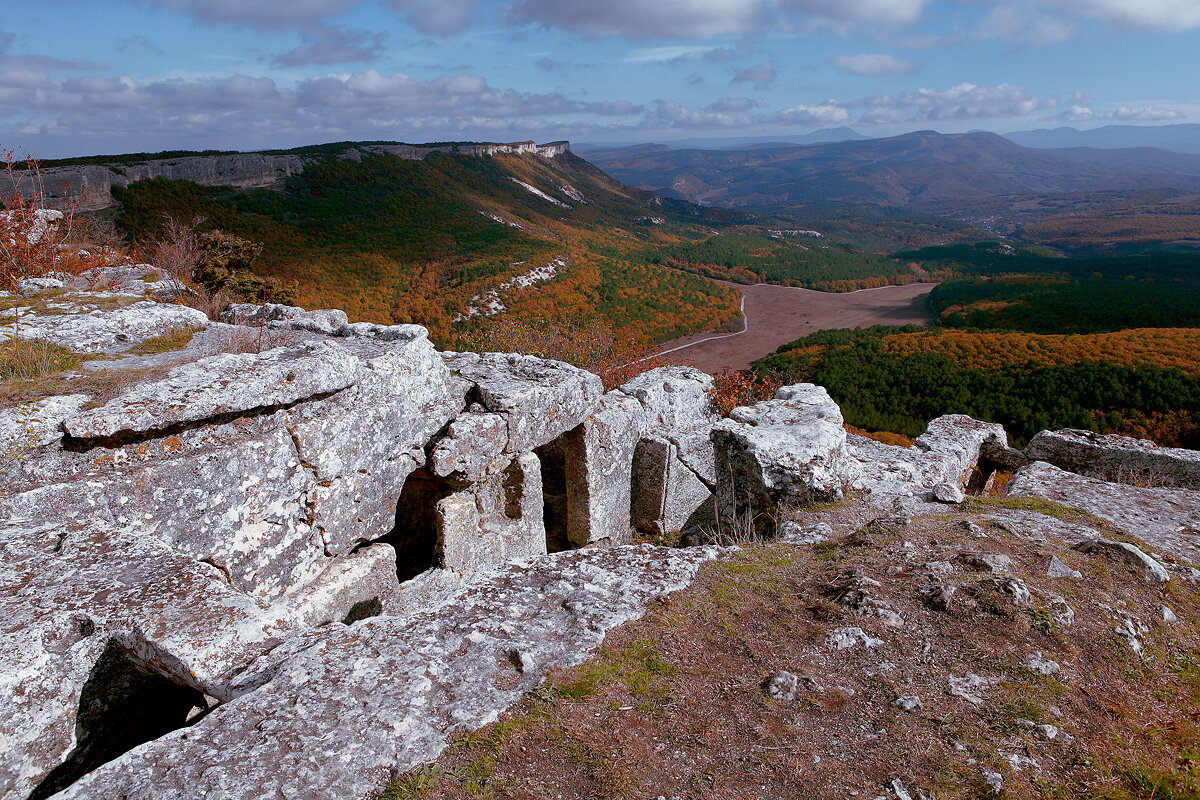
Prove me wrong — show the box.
[31,142,570,211]
[712,384,857,537]
[0,518,301,800]
[621,367,718,538]
[53,544,719,800]
[846,414,1009,513]
[0,300,210,353]
[7,278,1200,800]
[34,154,306,211]
[1025,428,1200,489]
[1005,461,1200,562]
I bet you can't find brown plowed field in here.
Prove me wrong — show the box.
[655,281,937,373]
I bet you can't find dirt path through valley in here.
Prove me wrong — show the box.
[651,281,937,373]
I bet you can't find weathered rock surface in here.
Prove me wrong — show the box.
[1026,428,1200,489]
[221,303,349,335]
[63,341,362,439]
[621,367,719,537]
[55,544,721,800]
[444,351,602,452]
[0,519,300,800]
[287,330,461,557]
[1006,461,1200,561]
[1073,538,1170,583]
[844,415,1009,516]
[0,300,209,353]
[563,391,644,547]
[712,384,856,537]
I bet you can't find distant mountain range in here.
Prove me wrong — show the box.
[584,130,1200,210]
[582,129,1200,250]
[575,127,868,154]
[1004,123,1200,154]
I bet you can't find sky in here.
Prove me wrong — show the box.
[3,0,1199,157]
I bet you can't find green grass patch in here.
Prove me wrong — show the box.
[552,637,675,701]
[376,765,440,800]
[128,325,204,355]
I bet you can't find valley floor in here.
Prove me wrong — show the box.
[655,282,936,373]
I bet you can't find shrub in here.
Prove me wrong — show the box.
[462,314,661,390]
[0,148,101,291]
[709,368,783,417]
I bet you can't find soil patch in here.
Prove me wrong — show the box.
[380,498,1200,800]
[656,282,937,373]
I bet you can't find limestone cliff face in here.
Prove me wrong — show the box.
[30,140,572,211]
[35,153,306,211]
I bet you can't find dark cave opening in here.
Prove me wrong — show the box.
[30,639,208,800]
[378,467,452,583]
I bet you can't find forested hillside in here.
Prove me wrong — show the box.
[109,146,747,350]
[757,326,1200,447]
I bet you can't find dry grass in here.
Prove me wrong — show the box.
[381,501,1200,800]
[0,339,82,381]
[128,325,204,355]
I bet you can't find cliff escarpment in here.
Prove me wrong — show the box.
[27,140,572,211]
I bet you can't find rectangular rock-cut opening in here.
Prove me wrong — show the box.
[536,426,591,552]
[535,437,571,552]
[30,639,208,800]
[380,467,451,582]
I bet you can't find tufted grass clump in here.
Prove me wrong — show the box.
[0,339,82,381]
[129,325,204,355]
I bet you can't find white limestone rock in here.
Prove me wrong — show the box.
[56,544,721,800]
[221,302,350,335]
[563,391,645,547]
[429,411,510,481]
[0,519,301,800]
[630,435,714,538]
[443,351,603,452]
[1073,538,1170,583]
[1006,461,1200,562]
[287,333,461,556]
[846,415,1008,508]
[622,367,720,537]
[712,384,857,537]
[278,544,402,627]
[1026,428,1200,489]
[64,341,362,439]
[932,482,965,504]
[827,626,883,649]
[0,299,209,354]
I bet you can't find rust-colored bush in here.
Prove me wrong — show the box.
[709,369,784,417]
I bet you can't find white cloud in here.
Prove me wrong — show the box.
[649,99,753,128]
[274,26,386,66]
[775,0,932,25]
[707,95,758,112]
[387,0,479,35]
[980,0,1200,45]
[978,3,1077,45]
[1051,0,1200,31]
[507,0,765,39]
[830,53,919,76]
[860,82,1043,122]
[624,45,723,63]
[1056,102,1186,121]
[732,60,776,89]
[779,99,850,123]
[0,67,642,148]
[131,0,357,31]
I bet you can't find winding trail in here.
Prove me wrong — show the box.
[651,281,938,373]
